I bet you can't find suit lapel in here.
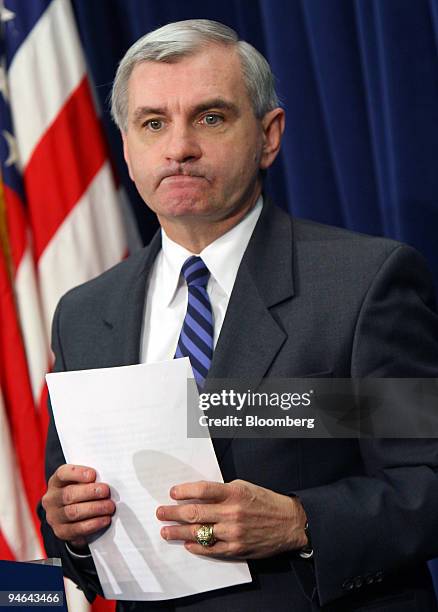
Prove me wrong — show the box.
[100,231,162,366]
[207,265,287,381]
[207,201,295,458]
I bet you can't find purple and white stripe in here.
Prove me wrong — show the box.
[175,256,213,386]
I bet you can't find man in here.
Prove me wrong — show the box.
[39,19,438,611]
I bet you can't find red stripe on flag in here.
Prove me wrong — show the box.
[24,77,107,261]
[0,250,45,535]
[38,382,49,448]
[0,529,15,561]
[3,185,27,272]
[92,596,116,612]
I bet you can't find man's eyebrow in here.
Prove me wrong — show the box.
[131,98,239,125]
[132,106,167,124]
[191,98,239,115]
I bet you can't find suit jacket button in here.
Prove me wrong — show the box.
[342,579,354,591]
[354,576,363,589]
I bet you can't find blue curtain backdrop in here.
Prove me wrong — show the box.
[70,0,438,591]
[72,0,438,292]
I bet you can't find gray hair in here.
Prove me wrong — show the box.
[111,19,279,131]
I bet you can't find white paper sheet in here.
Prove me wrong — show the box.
[46,358,251,600]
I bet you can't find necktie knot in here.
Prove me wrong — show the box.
[181,256,210,288]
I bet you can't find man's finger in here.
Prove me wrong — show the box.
[55,515,112,542]
[50,465,96,488]
[160,522,226,544]
[184,541,235,558]
[156,502,222,524]
[60,482,111,507]
[59,499,116,525]
[170,481,228,502]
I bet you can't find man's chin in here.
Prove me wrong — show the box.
[155,197,215,219]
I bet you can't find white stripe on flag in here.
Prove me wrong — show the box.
[8,0,84,168]
[0,389,43,560]
[15,246,50,401]
[64,578,92,612]
[38,162,127,334]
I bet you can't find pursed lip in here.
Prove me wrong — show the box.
[160,174,205,185]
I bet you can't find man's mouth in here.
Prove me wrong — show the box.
[160,175,205,185]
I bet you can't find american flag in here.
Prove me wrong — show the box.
[0,0,128,609]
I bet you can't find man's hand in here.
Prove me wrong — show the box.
[156,479,307,559]
[42,465,115,550]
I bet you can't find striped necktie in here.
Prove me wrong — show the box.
[175,256,214,387]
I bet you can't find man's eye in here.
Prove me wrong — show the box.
[145,119,163,131]
[201,114,223,126]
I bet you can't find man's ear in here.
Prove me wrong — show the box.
[259,108,285,170]
[121,131,134,181]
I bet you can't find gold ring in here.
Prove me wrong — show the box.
[195,524,216,547]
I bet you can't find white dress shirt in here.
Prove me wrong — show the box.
[140,197,263,364]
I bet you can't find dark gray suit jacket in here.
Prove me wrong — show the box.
[39,202,438,611]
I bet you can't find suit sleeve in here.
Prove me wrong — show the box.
[293,245,438,606]
[37,296,104,603]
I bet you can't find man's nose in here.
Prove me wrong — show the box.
[165,124,202,164]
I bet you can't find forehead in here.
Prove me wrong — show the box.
[127,44,249,111]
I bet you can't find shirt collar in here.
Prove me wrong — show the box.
[160,195,263,306]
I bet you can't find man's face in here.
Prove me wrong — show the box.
[122,43,282,225]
